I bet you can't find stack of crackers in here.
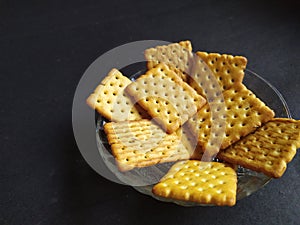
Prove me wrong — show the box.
[87,40,300,206]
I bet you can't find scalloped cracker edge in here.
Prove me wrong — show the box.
[152,160,237,206]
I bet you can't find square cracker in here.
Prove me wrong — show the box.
[189,51,247,98]
[125,63,206,134]
[218,118,300,178]
[104,119,192,172]
[86,68,148,121]
[152,160,237,206]
[187,84,275,157]
[145,40,193,82]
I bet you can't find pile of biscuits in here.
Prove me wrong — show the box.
[87,40,300,206]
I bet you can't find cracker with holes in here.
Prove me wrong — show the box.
[125,63,206,134]
[152,160,237,206]
[189,52,247,98]
[86,68,149,121]
[104,119,194,172]
[145,40,193,82]
[187,84,275,157]
[218,118,300,178]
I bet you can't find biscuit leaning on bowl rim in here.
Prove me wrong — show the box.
[86,68,149,122]
[218,118,300,178]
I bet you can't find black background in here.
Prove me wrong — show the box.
[1,0,300,224]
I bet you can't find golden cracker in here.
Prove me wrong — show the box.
[152,160,237,206]
[178,40,193,51]
[126,63,206,134]
[104,119,192,172]
[218,118,300,178]
[187,84,275,156]
[189,51,247,98]
[86,68,148,121]
[145,40,193,81]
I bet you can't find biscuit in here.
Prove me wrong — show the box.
[218,118,300,178]
[86,69,149,121]
[152,160,237,206]
[145,40,193,82]
[178,40,193,51]
[187,84,275,156]
[126,63,206,134]
[189,52,247,98]
[104,119,192,172]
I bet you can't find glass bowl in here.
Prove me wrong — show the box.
[96,69,291,206]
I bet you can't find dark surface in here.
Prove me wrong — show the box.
[1,0,300,224]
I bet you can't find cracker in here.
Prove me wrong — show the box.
[218,118,300,178]
[152,160,237,206]
[125,63,206,134]
[145,40,193,82]
[86,68,148,121]
[178,40,193,51]
[104,119,192,172]
[189,51,247,98]
[187,84,275,156]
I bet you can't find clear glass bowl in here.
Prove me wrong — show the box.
[96,69,291,206]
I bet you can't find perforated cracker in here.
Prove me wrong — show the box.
[104,119,192,172]
[145,40,193,81]
[125,63,206,134]
[152,160,237,206]
[86,68,148,121]
[218,118,300,178]
[189,51,247,98]
[187,84,275,156]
